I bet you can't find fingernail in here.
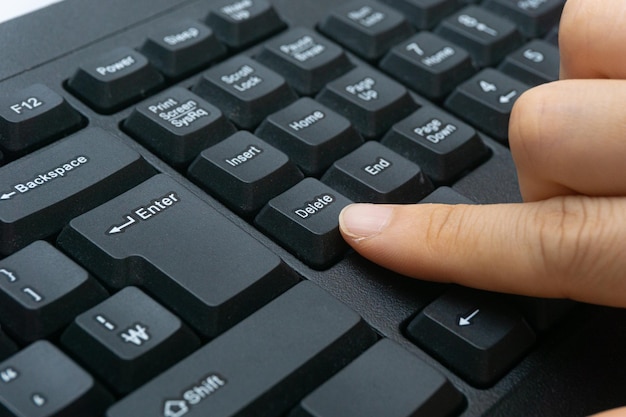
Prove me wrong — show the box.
[339,204,393,241]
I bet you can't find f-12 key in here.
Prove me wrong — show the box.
[57,174,298,339]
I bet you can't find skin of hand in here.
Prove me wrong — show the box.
[339,1,626,415]
[592,409,626,417]
[339,0,626,307]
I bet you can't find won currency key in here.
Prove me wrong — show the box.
[0,127,154,255]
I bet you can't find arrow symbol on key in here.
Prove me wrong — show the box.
[499,90,518,104]
[107,215,137,235]
[0,191,16,200]
[458,309,480,326]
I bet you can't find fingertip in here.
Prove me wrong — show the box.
[588,407,626,417]
[339,203,394,242]
[559,0,626,79]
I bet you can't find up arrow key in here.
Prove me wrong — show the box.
[458,309,480,326]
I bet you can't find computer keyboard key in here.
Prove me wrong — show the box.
[57,174,297,339]
[420,186,475,204]
[376,0,461,30]
[318,0,415,61]
[0,341,113,417]
[498,39,560,86]
[435,6,523,67]
[255,97,363,176]
[140,20,227,79]
[188,131,304,218]
[106,281,377,417]
[291,338,464,417]
[406,287,536,387]
[255,27,354,95]
[0,240,108,344]
[322,141,434,203]
[0,0,617,415]
[0,84,83,156]
[482,0,565,38]
[445,68,530,142]
[61,287,200,394]
[255,178,353,269]
[380,31,475,101]
[67,47,164,114]
[381,105,489,184]
[316,66,418,139]
[0,127,154,256]
[206,0,286,49]
[193,55,297,129]
[123,87,236,168]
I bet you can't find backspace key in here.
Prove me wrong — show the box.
[0,127,154,255]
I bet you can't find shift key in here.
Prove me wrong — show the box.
[106,281,376,417]
[57,174,298,339]
[0,127,154,255]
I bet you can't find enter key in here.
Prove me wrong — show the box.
[57,173,297,339]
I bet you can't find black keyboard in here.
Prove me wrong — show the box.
[1,0,626,416]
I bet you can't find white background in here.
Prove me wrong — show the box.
[0,0,64,24]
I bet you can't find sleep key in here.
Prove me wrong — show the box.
[0,127,154,255]
[57,174,298,339]
[255,178,352,269]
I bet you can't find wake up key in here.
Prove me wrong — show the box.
[57,174,298,339]
[0,127,154,255]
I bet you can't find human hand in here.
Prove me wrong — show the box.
[340,3,626,412]
[339,0,626,310]
[591,408,626,417]
[340,2,626,413]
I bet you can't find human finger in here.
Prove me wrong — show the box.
[339,196,626,308]
[509,79,626,201]
[589,407,626,417]
[559,0,626,79]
